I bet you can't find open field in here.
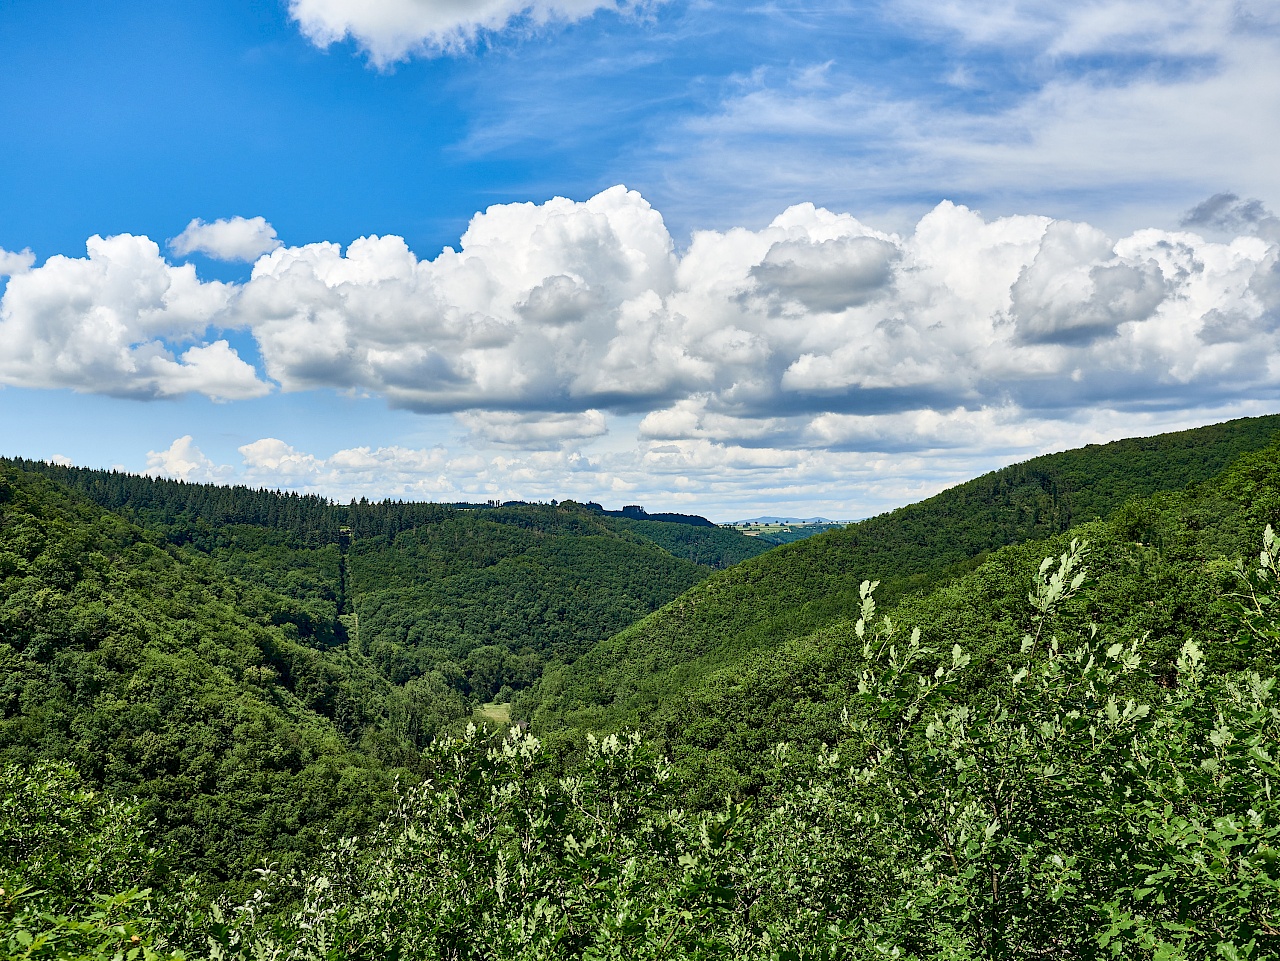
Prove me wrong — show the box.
[725,521,846,545]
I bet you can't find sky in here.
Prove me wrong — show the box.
[2,0,1279,521]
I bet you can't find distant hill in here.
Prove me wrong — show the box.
[11,418,1280,959]
[730,515,840,524]
[346,502,766,695]
[3,459,770,707]
[632,428,1280,804]
[524,413,1280,737]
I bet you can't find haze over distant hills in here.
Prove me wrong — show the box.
[729,515,842,524]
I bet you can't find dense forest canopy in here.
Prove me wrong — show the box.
[4,413,1280,959]
[0,461,765,885]
[6,458,769,706]
[522,412,1280,737]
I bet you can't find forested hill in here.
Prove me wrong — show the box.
[0,462,770,888]
[525,412,1280,734]
[346,503,753,701]
[1,457,770,710]
[9,423,1280,958]
[0,464,431,885]
[5,459,766,569]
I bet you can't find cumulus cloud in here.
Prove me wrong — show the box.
[0,234,268,401]
[235,185,685,411]
[169,216,283,262]
[0,247,35,277]
[1009,220,1169,345]
[146,435,234,482]
[751,235,900,313]
[6,186,1280,461]
[1182,193,1280,242]
[456,409,607,448]
[238,437,463,499]
[289,0,656,65]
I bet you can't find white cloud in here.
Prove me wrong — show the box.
[169,216,282,262]
[6,188,1280,485]
[235,185,684,410]
[1009,220,1169,345]
[0,234,268,401]
[145,435,233,482]
[212,395,1276,520]
[886,0,1270,58]
[649,0,1280,235]
[0,247,35,277]
[289,0,656,66]
[456,409,608,448]
[238,437,460,499]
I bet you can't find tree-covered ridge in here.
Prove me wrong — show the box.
[4,458,765,568]
[6,465,1280,958]
[348,504,717,701]
[0,465,444,885]
[0,460,775,887]
[525,413,1280,735]
[631,440,1280,803]
[610,515,772,568]
[3,458,768,707]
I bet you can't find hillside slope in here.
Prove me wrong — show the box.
[11,436,1280,960]
[2,461,769,705]
[349,504,732,696]
[526,413,1280,734]
[643,437,1280,799]
[0,465,440,884]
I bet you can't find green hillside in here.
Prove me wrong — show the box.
[3,461,768,708]
[7,424,1280,959]
[525,413,1280,735]
[349,504,721,697]
[0,464,430,885]
[643,439,1280,801]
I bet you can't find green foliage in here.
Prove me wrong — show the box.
[527,414,1280,736]
[836,542,1280,958]
[351,504,714,699]
[0,466,414,883]
[0,761,184,961]
[7,459,764,707]
[611,516,773,566]
[0,461,764,882]
[27,530,1270,959]
[7,417,1280,958]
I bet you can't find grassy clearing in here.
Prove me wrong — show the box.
[474,701,512,728]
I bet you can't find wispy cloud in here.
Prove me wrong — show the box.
[289,0,666,67]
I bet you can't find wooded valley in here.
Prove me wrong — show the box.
[4,414,1280,959]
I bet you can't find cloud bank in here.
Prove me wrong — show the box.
[148,395,1272,520]
[233,187,1280,452]
[289,0,656,65]
[3,187,1279,467]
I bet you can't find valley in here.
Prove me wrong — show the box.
[4,413,1280,959]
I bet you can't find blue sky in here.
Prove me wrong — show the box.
[2,0,1279,520]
